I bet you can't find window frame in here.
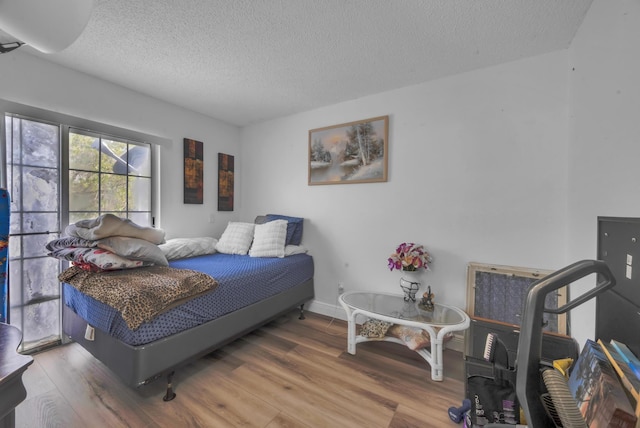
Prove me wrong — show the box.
[67,127,153,226]
[0,99,162,225]
[0,98,164,350]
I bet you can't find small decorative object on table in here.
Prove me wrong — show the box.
[420,286,435,311]
[388,242,432,302]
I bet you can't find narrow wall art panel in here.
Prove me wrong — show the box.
[218,153,234,211]
[184,138,204,204]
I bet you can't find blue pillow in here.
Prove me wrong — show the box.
[266,214,303,246]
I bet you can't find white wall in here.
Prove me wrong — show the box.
[0,51,241,239]
[242,51,571,316]
[566,0,640,346]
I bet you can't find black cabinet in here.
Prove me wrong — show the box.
[596,291,640,356]
[466,318,578,365]
[0,323,33,428]
[597,217,640,357]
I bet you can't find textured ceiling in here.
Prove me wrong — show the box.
[6,0,593,126]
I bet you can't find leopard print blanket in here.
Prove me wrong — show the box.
[60,265,218,330]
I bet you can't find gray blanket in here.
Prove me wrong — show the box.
[65,213,165,244]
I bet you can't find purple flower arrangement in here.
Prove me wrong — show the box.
[387,242,432,272]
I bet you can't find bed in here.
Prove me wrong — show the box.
[52,214,314,400]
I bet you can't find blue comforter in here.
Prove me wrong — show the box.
[63,253,314,345]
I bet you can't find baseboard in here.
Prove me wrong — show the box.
[448,333,465,353]
[307,299,347,321]
[305,298,465,353]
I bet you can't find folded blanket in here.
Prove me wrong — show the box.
[65,213,165,244]
[59,265,218,330]
[47,232,168,269]
[48,246,151,271]
[45,236,98,251]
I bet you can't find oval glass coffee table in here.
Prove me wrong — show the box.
[339,291,470,381]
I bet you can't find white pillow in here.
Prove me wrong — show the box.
[215,222,255,255]
[159,237,218,260]
[249,220,287,258]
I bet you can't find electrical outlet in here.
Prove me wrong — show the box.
[338,282,344,294]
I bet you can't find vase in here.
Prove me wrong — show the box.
[399,270,421,302]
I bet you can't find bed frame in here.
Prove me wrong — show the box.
[62,277,314,400]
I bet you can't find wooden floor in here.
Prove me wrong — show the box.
[15,311,466,428]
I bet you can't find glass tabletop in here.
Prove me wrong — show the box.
[341,292,466,325]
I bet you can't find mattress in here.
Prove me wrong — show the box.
[63,253,314,346]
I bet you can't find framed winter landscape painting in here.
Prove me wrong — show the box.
[308,115,388,185]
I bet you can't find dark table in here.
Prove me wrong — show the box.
[0,323,33,428]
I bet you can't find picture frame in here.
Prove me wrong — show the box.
[218,153,234,211]
[183,138,203,204]
[308,115,388,185]
[466,262,568,335]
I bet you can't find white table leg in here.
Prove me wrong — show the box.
[430,338,444,381]
[345,309,357,355]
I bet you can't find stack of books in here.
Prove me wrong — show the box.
[567,339,638,428]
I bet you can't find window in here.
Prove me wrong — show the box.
[68,129,152,226]
[4,115,61,351]
[3,113,154,353]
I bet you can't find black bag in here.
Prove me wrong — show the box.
[467,375,519,426]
